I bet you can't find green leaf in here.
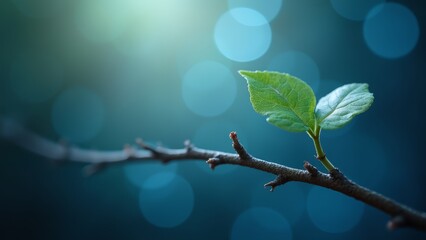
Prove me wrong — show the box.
[239,70,316,132]
[315,83,374,130]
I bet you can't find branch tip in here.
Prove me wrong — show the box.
[264,175,288,192]
[304,161,319,177]
[229,131,251,160]
[264,183,277,192]
[206,158,217,170]
[206,158,220,170]
[229,131,237,140]
[387,216,407,230]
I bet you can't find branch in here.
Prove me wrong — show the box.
[1,118,426,231]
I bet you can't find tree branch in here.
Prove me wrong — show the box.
[1,118,426,231]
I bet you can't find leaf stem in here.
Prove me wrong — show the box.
[307,127,335,172]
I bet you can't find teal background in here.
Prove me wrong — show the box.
[1,0,425,239]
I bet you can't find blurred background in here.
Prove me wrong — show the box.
[0,0,425,239]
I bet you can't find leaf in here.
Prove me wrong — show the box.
[239,70,316,132]
[315,83,374,130]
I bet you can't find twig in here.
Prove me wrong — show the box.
[1,118,426,231]
[303,161,319,177]
[264,174,288,192]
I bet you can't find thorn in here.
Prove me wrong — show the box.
[387,216,406,230]
[264,175,288,192]
[304,161,319,177]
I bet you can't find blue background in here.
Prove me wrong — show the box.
[1,0,425,239]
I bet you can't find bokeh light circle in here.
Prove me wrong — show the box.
[228,0,283,22]
[51,87,104,143]
[363,3,419,59]
[9,52,63,104]
[123,162,178,190]
[175,35,233,78]
[307,186,364,233]
[229,7,270,27]
[231,207,292,240]
[182,61,237,117]
[330,0,385,21]
[214,8,271,62]
[250,184,305,224]
[269,51,321,92]
[143,172,177,190]
[139,174,194,228]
